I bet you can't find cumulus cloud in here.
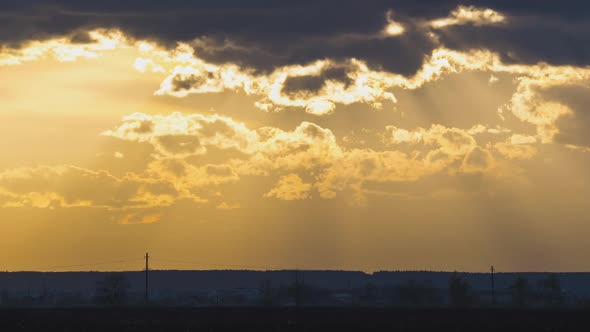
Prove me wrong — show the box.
[494,142,538,160]
[385,124,477,156]
[149,45,398,115]
[105,112,520,205]
[510,134,537,145]
[103,112,258,157]
[460,147,495,173]
[102,111,558,206]
[141,40,590,152]
[0,165,182,211]
[493,134,538,160]
[0,30,126,66]
[3,0,590,215]
[0,108,556,218]
[265,174,312,200]
[1,3,588,150]
[383,11,406,36]
[430,6,506,29]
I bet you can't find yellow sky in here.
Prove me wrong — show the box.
[1,27,590,273]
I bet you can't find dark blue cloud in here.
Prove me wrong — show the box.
[1,0,589,74]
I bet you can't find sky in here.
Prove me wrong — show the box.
[1,0,589,272]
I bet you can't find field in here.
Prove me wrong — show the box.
[1,307,589,331]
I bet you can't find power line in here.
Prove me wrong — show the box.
[8,255,357,273]
[14,258,145,272]
[150,257,290,271]
[150,257,358,271]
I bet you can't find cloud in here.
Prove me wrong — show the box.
[494,142,538,160]
[430,6,506,29]
[144,40,590,150]
[0,165,180,211]
[103,112,258,157]
[144,159,239,192]
[103,110,554,207]
[460,147,495,173]
[0,0,445,75]
[1,4,588,150]
[314,148,438,204]
[385,124,477,156]
[500,78,575,143]
[0,30,126,66]
[0,109,551,217]
[265,174,312,201]
[0,161,249,222]
[4,1,590,271]
[4,1,590,211]
[119,212,162,225]
[281,64,354,97]
[146,44,491,115]
[383,11,406,36]
[2,1,590,73]
[434,12,590,68]
[509,134,537,145]
[150,46,400,115]
[541,84,590,148]
[493,134,538,160]
[105,113,479,204]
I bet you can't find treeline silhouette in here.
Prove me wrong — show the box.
[82,272,583,309]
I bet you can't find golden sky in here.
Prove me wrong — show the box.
[1,3,590,272]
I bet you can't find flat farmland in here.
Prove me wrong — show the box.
[0,307,588,331]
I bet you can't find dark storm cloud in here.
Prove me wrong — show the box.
[0,0,451,44]
[282,65,354,96]
[469,0,590,20]
[191,27,436,75]
[2,0,590,72]
[281,63,360,100]
[0,0,453,75]
[431,1,590,67]
[436,18,590,67]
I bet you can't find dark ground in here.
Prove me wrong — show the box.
[1,307,589,332]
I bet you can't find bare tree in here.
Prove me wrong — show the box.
[259,278,276,307]
[448,273,476,308]
[538,274,563,307]
[94,273,130,306]
[510,276,531,308]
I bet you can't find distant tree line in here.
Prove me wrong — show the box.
[0,272,575,307]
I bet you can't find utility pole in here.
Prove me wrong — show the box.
[490,265,496,306]
[145,252,149,305]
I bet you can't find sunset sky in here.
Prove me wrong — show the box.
[1,0,589,272]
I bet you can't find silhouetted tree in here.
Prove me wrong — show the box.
[448,273,476,307]
[510,276,531,308]
[259,278,276,307]
[363,282,378,304]
[537,274,563,307]
[395,279,441,307]
[94,273,130,306]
